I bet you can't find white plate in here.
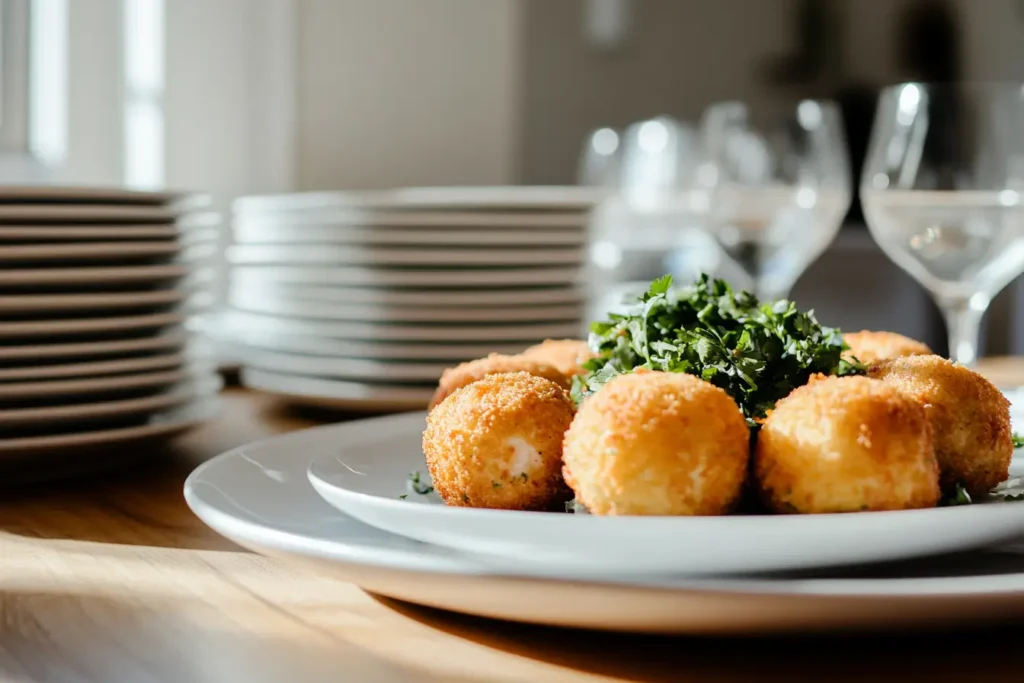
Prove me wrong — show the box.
[0,214,221,242]
[0,399,218,454]
[0,376,223,427]
[232,265,581,288]
[228,278,585,308]
[306,412,1024,578]
[0,311,187,339]
[0,350,191,381]
[241,368,432,412]
[0,241,185,262]
[0,185,201,205]
[0,289,184,313]
[235,347,447,382]
[233,224,587,247]
[234,212,587,235]
[0,367,202,400]
[226,244,585,267]
[223,309,582,342]
[0,264,190,286]
[0,273,215,313]
[0,204,195,223]
[0,225,182,242]
[220,325,527,360]
[186,416,1024,634]
[3,329,188,361]
[227,292,583,323]
[233,186,602,214]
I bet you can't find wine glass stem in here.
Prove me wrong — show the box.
[940,296,986,366]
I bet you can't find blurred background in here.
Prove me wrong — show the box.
[4,0,1024,355]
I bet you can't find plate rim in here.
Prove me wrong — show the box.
[183,413,1024,599]
[0,375,223,424]
[225,244,586,267]
[0,397,219,452]
[222,309,582,342]
[229,265,583,287]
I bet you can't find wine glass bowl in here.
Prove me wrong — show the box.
[861,83,1024,365]
[697,100,852,302]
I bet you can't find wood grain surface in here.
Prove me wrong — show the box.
[1,362,1023,683]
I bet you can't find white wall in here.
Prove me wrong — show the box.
[294,0,522,190]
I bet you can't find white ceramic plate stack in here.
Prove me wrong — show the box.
[0,185,224,480]
[221,187,600,411]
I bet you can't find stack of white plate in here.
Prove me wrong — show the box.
[0,185,223,477]
[221,187,599,411]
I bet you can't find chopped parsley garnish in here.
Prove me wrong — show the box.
[1013,433,1024,449]
[408,470,434,495]
[398,494,408,500]
[939,482,972,506]
[565,499,587,514]
[492,481,502,489]
[571,274,862,423]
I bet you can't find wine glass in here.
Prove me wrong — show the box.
[861,83,1024,365]
[696,100,852,301]
[583,116,720,321]
[578,126,622,188]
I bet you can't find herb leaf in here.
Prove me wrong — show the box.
[1013,433,1024,449]
[573,274,862,421]
[939,482,973,506]
[408,470,435,495]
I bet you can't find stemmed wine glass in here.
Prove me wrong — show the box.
[696,100,852,301]
[861,83,1024,365]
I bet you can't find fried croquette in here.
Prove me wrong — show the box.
[561,371,749,516]
[844,330,932,366]
[429,353,569,409]
[423,372,575,511]
[868,355,1012,496]
[519,339,595,377]
[755,375,940,513]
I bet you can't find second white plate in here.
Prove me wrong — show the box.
[223,309,582,342]
[241,368,433,412]
[307,412,1024,577]
[227,244,585,267]
[227,292,582,324]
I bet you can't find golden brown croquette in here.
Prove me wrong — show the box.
[519,339,595,377]
[868,354,1012,496]
[423,372,575,511]
[755,375,940,513]
[561,371,749,516]
[844,330,932,366]
[429,353,569,410]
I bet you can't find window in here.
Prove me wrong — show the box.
[0,0,30,153]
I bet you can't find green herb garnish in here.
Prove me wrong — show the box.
[564,499,587,514]
[518,472,529,483]
[571,274,862,422]
[939,482,972,506]
[1013,433,1024,449]
[492,481,502,489]
[398,494,408,500]
[408,470,434,495]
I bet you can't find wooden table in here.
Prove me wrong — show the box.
[2,362,1024,683]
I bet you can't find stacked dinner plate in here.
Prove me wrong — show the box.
[0,185,223,479]
[222,187,599,411]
